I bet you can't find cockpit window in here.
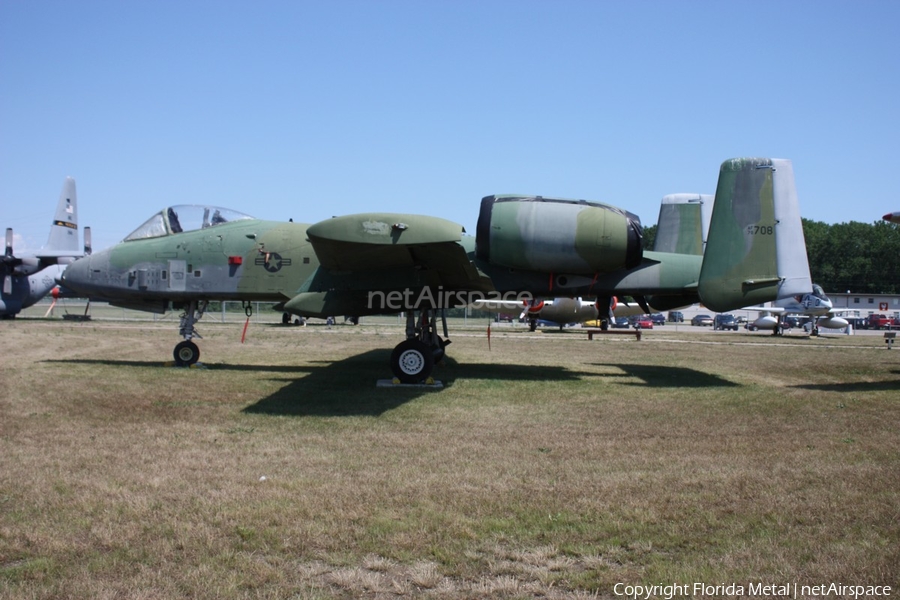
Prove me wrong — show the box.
[811,284,825,298]
[124,213,169,241]
[124,205,255,241]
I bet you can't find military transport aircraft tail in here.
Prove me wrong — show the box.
[40,177,80,258]
[698,158,812,312]
[2,177,84,316]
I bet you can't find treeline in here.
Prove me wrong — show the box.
[803,219,900,294]
[642,220,900,294]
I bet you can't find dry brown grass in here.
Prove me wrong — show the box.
[1,318,898,598]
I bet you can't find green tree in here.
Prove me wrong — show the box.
[642,223,657,250]
[801,219,900,294]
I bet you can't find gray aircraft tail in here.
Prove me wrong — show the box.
[698,158,812,312]
[652,193,712,255]
[40,177,79,258]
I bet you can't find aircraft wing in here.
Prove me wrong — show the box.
[286,213,495,316]
[739,305,786,316]
[304,213,492,288]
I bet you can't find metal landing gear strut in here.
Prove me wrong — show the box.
[173,300,207,366]
[389,309,451,384]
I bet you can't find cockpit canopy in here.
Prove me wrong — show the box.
[124,205,255,241]
[811,283,826,298]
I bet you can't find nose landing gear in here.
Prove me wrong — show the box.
[173,300,207,366]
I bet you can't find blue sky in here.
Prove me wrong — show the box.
[2,1,898,253]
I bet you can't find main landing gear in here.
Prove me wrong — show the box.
[389,309,450,384]
[173,300,207,366]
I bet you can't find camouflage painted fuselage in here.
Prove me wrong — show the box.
[60,158,812,319]
[61,218,318,312]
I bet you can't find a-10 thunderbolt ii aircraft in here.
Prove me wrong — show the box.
[2,178,89,318]
[59,157,812,382]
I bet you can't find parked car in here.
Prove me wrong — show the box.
[691,314,713,326]
[612,316,631,328]
[630,315,654,329]
[867,314,893,330]
[714,314,739,331]
[668,311,684,323]
[650,313,666,326]
[781,316,801,330]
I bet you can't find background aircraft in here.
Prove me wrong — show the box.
[740,283,849,335]
[1,178,89,318]
[473,296,647,331]
[59,157,812,382]
[883,212,900,224]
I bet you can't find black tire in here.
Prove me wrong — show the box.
[174,340,200,366]
[282,313,290,325]
[390,340,435,383]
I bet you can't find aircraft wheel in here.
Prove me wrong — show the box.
[174,340,200,367]
[390,340,434,384]
[282,313,290,325]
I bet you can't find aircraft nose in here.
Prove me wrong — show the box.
[60,255,93,293]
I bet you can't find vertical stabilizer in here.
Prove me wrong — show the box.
[43,177,78,254]
[698,158,811,312]
[770,159,812,299]
[652,193,712,255]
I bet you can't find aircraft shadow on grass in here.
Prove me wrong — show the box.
[591,363,741,388]
[245,359,740,418]
[243,350,597,417]
[44,358,304,373]
[45,351,596,418]
[789,378,900,394]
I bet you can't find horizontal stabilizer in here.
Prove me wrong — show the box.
[698,158,812,312]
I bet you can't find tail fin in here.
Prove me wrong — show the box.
[652,193,712,255]
[698,158,811,312]
[42,177,79,256]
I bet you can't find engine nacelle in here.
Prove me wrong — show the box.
[475,195,643,276]
[752,315,779,330]
[818,316,849,329]
[13,256,41,276]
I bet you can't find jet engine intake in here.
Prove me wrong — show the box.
[475,195,643,276]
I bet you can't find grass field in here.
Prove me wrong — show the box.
[1,317,898,599]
